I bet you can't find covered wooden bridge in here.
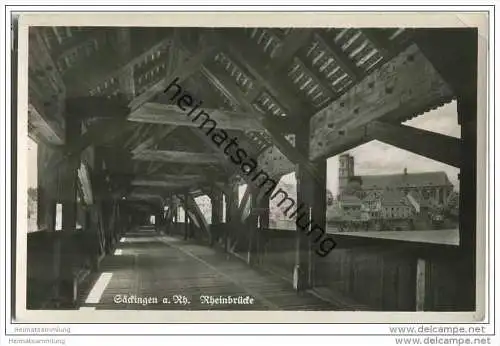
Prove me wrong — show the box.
[23,26,477,311]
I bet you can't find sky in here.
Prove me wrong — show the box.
[283,101,460,195]
[28,137,38,188]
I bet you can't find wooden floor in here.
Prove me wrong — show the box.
[79,229,340,310]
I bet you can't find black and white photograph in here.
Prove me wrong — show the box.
[11,11,489,327]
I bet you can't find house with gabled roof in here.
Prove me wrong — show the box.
[338,153,454,206]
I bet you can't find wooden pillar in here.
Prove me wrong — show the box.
[211,190,224,224]
[294,120,315,291]
[246,188,259,266]
[58,114,81,303]
[257,192,270,265]
[37,144,60,232]
[259,193,270,229]
[413,29,477,310]
[167,197,174,235]
[184,193,189,240]
[173,202,178,224]
[457,96,476,311]
[225,182,239,252]
[415,258,427,311]
[311,159,327,287]
[61,117,80,233]
[211,189,223,244]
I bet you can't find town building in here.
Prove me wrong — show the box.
[338,153,454,206]
[335,153,456,231]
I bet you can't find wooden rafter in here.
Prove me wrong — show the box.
[360,29,393,61]
[128,45,217,111]
[314,32,363,82]
[200,63,320,181]
[219,36,309,115]
[367,121,460,168]
[131,178,202,189]
[178,193,211,238]
[67,37,173,96]
[309,44,455,160]
[271,29,313,67]
[129,102,266,131]
[115,28,136,100]
[133,149,222,165]
[28,104,64,145]
[124,123,149,148]
[131,125,177,154]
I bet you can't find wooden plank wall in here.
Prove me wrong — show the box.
[251,229,466,311]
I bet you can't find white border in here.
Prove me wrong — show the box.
[1,4,496,340]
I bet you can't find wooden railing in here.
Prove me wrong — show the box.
[238,228,466,311]
[26,229,101,308]
[164,220,469,311]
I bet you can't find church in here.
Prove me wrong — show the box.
[335,153,456,230]
[338,153,455,206]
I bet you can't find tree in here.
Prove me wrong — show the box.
[343,177,365,199]
[444,191,459,218]
[27,187,38,232]
[326,189,334,206]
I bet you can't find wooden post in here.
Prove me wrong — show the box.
[167,197,174,235]
[246,189,259,266]
[294,119,315,291]
[311,159,327,287]
[173,202,178,224]
[259,193,270,229]
[457,96,477,311]
[211,189,223,245]
[413,29,477,310]
[415,258,427,311]
[184,192,189,240]
[59,114,81,304]
[257,192,270,265]
[225,182,239,252]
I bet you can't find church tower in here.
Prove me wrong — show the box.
[338,153,355,195]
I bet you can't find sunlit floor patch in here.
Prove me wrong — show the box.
[114,249,123,255]
[78,307,96,311]
[84,272,113,304]
[119,237,125,243]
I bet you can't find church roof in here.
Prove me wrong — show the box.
[359,171,452,190]
[339,194,362,205]
[380,190,409,206]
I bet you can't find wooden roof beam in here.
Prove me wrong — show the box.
[200,64,320,182]
[314,32,363,82]
[360,29,394,61]
[131,179,201,188]
[178,193,211,238]
[367,121,460,168]
[185,127,256,184]
[133,149,222,165]
[271,29,314,68]
[136,173,205,181]
[129,45,217,111]
[309,44,454,160]
[67,37,173,97]
[129,102,265,132]
[217,34,310,115]
[131,125,177,154]
[28,104,64,145]
[116,28,136,100]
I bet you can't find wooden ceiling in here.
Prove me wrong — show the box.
[27,26,455,204]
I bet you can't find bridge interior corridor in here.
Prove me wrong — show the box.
[78,226,341,311]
